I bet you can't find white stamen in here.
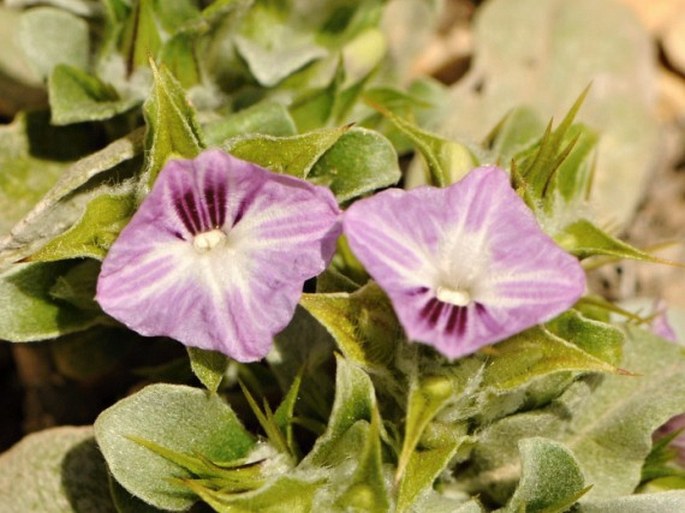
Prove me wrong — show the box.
[436,286,472,307]
[193,229,226,253]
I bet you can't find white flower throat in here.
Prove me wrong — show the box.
[193,229,227,253]
[436,286,472,307]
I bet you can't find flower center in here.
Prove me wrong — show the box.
[193,229,226,253]
[436,286,472,307]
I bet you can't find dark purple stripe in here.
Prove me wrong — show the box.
[445,306,460,334]
[456,307,468,336]
[233,200,247,226]
[407,286,430,297]
[203,168,227,228]
[475,303,499,332]
[445,306,468,336]
[429,300,445,325]
[175,190,203,235]
[231,180,264,227]
[420,298,440,322]
[421,297,447,327]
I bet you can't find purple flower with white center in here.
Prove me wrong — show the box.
[96,149,341,362]
[343,166,586,359]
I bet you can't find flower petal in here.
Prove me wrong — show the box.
[343,166,585,359]
[97,150,341,361]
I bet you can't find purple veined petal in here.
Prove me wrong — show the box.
[343,166,586,359]
[96,149,341,362]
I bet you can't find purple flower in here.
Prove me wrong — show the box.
[650,300,678,343]
[655,414,685,466]
[96,149,341,362]
[343,166,585,359]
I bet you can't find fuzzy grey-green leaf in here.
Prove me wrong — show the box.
[309,127,401,202]
[49,64,139,125]
[0,260,104,342]
[505,437,586,513]
[0,126,144,265]
[223,126,349,179]
[142,63,204,188]
[94,383,255,511]
[27,193,135,262]
[302,354,377,467]
[469,326,685,503]
[0,426,116,513]
[19,7,89,79]
[576,491,685,513]
[188,347,229,393]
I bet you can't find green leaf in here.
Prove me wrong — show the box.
[270,306,336,422]
[443,0,659,226]
[336,409,390,513]
[0,114,71,236]
[546,310,623,366]
[185,474,322,513]
[566,326,685,499]
[153,0,202,33]
[396,374,457,483]
[273,373,303,458]
[285,57,341,131]
[188,347,229,393]
[0,260,105,342]
[300,282,403,382]
[302,354,377,467]
[120,0,162,71]
[576,491,685,512]
[340,28,387,88]
[159,32,201,88]
[483,106,545,166]
[556,219,676,264]
[48,258,102,312]
[223,125,349,179]
[94,383,255,511]
[482,326,621,390]
[233,3,327,87]
[0,126,144,265]
[396,441,462,513]
[48,64,139,125]
[504,437,588,513]
[204,101,298,146]
[512,88,589,207]
[19,7,89,79]
[142,62,205,188]
[239,380,290,456]
[0,426,116,513]
[642,475,685,492]
[309,127,400,202]
[235,34,327,87]
[470,326,685,503]
[110,477,168,513]
[641,429,685,483]
[27,193,135,262]
[372,105,476,187]
[315,266,360,294]
[553,124,599,204]
[0,6,42,90]
[128,435,264,490]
